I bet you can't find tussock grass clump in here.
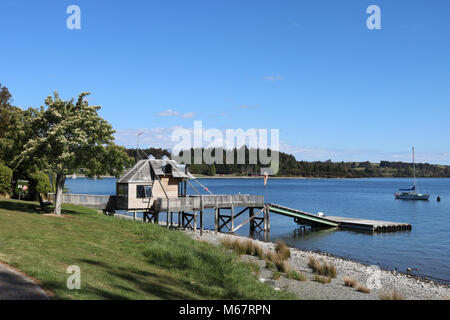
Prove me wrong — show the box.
[264,251,279,263]
[307,256,336,278]
[343,277,358,288]
[313,274,332,284]
[356,285,371,294]
[379,290,404,300]
[275,240,291,260]
[272,271,281,280]
[245,261,261,276]
[275,259,291,273]
[287,270,307,282]
[220,238,263,258]
[265,260,276,270]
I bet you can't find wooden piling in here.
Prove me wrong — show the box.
[193,211,197,231]
[214,207,219,234]
[200,210,203,236]
[231,205,235,233]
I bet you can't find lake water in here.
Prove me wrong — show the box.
[65,177,450,284]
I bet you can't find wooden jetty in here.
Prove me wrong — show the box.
[267,203,412,233]
[325,216,412,232]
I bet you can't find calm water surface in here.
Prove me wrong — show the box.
[66,177,450,284]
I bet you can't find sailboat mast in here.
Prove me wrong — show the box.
[412,146,416,189]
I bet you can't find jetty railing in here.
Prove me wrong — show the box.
[154,194,265,212]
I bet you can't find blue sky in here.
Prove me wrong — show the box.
[2,0,450,163]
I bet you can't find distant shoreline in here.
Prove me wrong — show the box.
[68,174,450,180]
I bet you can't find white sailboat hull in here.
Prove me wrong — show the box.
[395,192,429,200]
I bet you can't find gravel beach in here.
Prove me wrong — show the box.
[185,229,450,300]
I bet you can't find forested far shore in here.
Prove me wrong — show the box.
[125,147,450,178]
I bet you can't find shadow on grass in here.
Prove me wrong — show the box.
[77,258,196,300]
[0,200,85,216]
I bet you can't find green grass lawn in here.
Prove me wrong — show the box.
[0,199,294,300]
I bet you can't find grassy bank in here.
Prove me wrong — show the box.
[0,199,294,300]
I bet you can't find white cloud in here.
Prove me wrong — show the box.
[182,112,197,119]
[237,104,262,110]
[263,75,282,81]
[156,109,180,117]
[156,109,197,119]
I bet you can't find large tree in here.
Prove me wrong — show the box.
[0,84,24,165]
[15,92,132,215]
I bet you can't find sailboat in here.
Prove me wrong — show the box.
[395,147,430,200]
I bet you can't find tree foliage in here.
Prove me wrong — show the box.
[16,92,132,214]
[0,84,24,166]
[0,162,12,195]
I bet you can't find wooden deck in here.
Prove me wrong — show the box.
[154,194,265,212]
[325,216,412,232]
[267,203,411,233]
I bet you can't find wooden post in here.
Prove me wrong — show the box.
[264,206,268,232]
[133,211,137,221]
[166,211,170,228]
[181,212,185,229]
[193,211,197,231]
[249,207,254,231]
[231,205,234,233]
[178,212,181,229]
[214,207,219,234]
[170,211,173,227]
[266,206,270,232]
[200,210,203,236]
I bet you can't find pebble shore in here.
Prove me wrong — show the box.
[185,229,450,300]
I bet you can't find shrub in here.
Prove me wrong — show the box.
[0,162,12,195]
[29,171,52,194]
[275,240,291,260]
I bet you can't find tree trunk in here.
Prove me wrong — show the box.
[54,173,66,216]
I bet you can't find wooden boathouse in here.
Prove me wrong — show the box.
[114,158,268,235]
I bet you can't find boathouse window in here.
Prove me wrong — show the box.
[137,185,152,198]
[117,184,128,197]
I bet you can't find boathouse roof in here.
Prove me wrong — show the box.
[117,159,196,183]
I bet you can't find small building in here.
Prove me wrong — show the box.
[115,159,195,211]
